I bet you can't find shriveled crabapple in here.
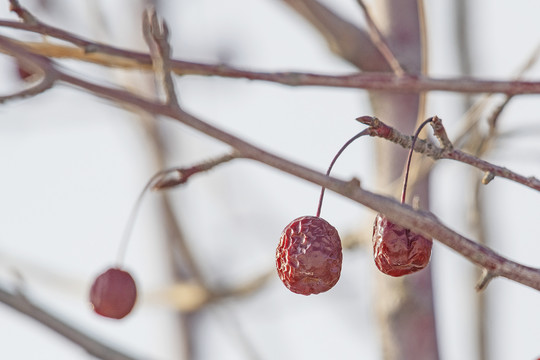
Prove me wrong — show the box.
[276,129,369,295]
[372,213,432,277]
[372,118,434,277]
[89,268,137,319]
[276,216,342,295]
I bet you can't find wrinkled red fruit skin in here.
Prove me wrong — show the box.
[276,216,342,295]
[89,268,137,319]
[372,213,432,277]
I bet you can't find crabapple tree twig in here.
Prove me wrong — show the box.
[357,116,540,192]
[0,3,540,94]
[142,7,179,108]
[356,0,405,76]
[116,152,239,266]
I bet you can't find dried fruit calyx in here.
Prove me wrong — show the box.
[89,268,137,319]
[276,216,342,295]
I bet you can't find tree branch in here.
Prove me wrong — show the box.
[357,116,540,192]
[0,286,141,360]
[0,73,53,103]
[279,0,385,70]
[356,0,404,76]
[142,7,179,108]
[0,19,540,94]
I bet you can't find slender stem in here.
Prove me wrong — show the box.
[115,153,238,266]
[115,169,174,266]
[316,129,370,217]
[401,117,434,204]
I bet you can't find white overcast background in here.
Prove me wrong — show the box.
[0,0,539,359]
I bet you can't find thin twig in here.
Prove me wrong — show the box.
[1,31,540,95]
[116,152,239,266]
[357,116,540,192]
[142,8,179,108]
[356,0,405,76]
[430,115,453,150]
[0,286,141,360]
[9,0,37,24]
[453,42,540,149]
[0,74,54,103]
[0,39,55,103]
[152,152,239,190]
[279,0,384,70]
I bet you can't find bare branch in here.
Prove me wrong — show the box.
[279,0,385,70]
[0,39,55,104]
[142,7,179,108]
[0,74,53,103]
[116,152,239,266]
[356,0,405,76]
[0,20,540,94]
[430,116,453,150]
[357,116,540,192]
[9,0,37,24]
[0,286,141,360]
[152,152,240,191]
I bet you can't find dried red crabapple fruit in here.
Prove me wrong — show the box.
[372,117,434,277]
[372,213,432,276]
[276,216,342,295]
[89,268,137,319]
[275,129,370,295]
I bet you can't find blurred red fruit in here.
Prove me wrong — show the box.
[276,216,342,295]
[372,213,432,276]
[14,60,35,82]
[89,268,137,319]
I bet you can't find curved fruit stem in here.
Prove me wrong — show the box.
[400,117,434,204]
[115,153,237,266]
[316,129,370,217]
[115,168,178,266]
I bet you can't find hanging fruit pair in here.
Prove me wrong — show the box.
[276,117,435,295]
[372,118,434,277]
